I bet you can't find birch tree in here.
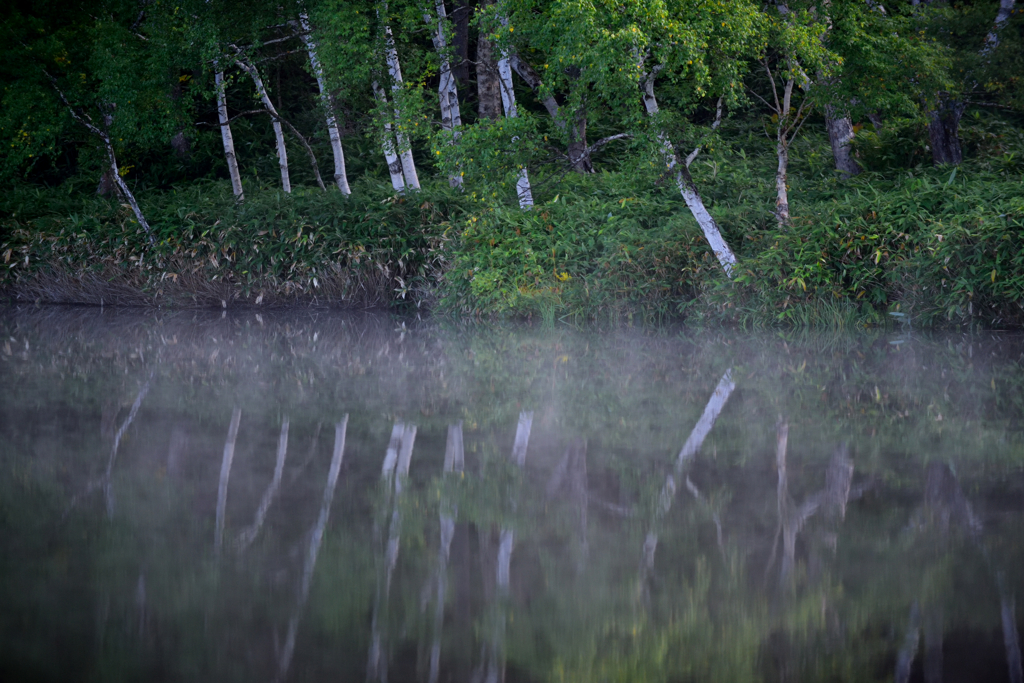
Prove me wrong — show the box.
[231,55,290,192]
[424,0,465,188]
[299,12,352,194]
[213,66,245,200]
[377,4,421,190]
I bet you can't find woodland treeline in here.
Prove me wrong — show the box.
[1,0,1023,324]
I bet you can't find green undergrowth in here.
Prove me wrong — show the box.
[2,116,1023,327]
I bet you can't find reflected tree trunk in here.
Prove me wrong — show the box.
[483,412,533,683]
[923,606,943,683]
[895,602,922,683]
[237,418,290,550]
[214,407,242,555]
[639,369,735,595]
[276,417,348,683]
[428,422,465,683]
[104,374,152,518]
[368,421,417,683]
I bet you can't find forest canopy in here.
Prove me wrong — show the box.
[1,0,1023,325]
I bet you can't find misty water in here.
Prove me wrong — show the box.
[2,307,1024,683]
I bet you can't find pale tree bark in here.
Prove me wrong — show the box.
[214,66,245,200]
[379,11,421,190]
[49,80,155,242]
[368,422,417,683]
[825,104,860,177]
[237,418,289,550]
[641,68,737,276]
[496,18,534,208]
[103,374,152,517]
[235,53,327,191]
[424,0,465,188]
[482,411,532,683]
[299,13,351,195]
[275,417,348,683]
[373,79,409,192]
[428,422,465,683]
[476,0,502,121]
[214,407,242,555]
[234,59,290,192]
[639,369,734,595]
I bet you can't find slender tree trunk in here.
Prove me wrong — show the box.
[214,68,245,200]
[276,416,348,683]
[380,16,420,189]
[215,407,242,555]
[476,0,502,121]
[425,0,465,188]
[641,70,736,276]
[639,370,734,593]
[237,418,290,550]
[824,105,860,177]
[236,60,290,192]
[895,603,922,683]
[495,19,534,208]
[299,13,351,195]
[775,135,790,226]
[372,79,408,192]
[428,422,465,683]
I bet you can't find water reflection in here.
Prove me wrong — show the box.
[2,307,1024,682]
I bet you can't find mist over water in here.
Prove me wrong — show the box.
[2,306,1024,682]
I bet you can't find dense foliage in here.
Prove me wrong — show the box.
[0,0,1022,325]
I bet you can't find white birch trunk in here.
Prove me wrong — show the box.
[236,60,290,192]
[215,407,242,554]
[495,24,534,209]
[276,416,348,683]
[424,0,464,188]
[381,18,420,190]
[299,14,351,195]
[214,68,245,200]
[983,0,1016,55]
[775,137,790,226]
[372,79,408,193]
[641,73,736,276]
[237,418,289,550]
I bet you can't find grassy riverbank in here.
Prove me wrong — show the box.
[3,115,1023,328]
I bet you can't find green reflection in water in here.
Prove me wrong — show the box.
[1,308,1023,682]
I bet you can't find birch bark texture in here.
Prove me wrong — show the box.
[234,59,291,192]
[299,13,351,195]
[214,67,245,201]
[380,9,420,190]
[496,17,534,208]
[49,82,155,242]
[424,0,464,188]
[373,78,409,192]
[641,69,736,277]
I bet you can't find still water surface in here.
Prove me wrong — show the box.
[2,307,1024,682]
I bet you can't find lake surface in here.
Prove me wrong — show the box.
[2,306,1023,683]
